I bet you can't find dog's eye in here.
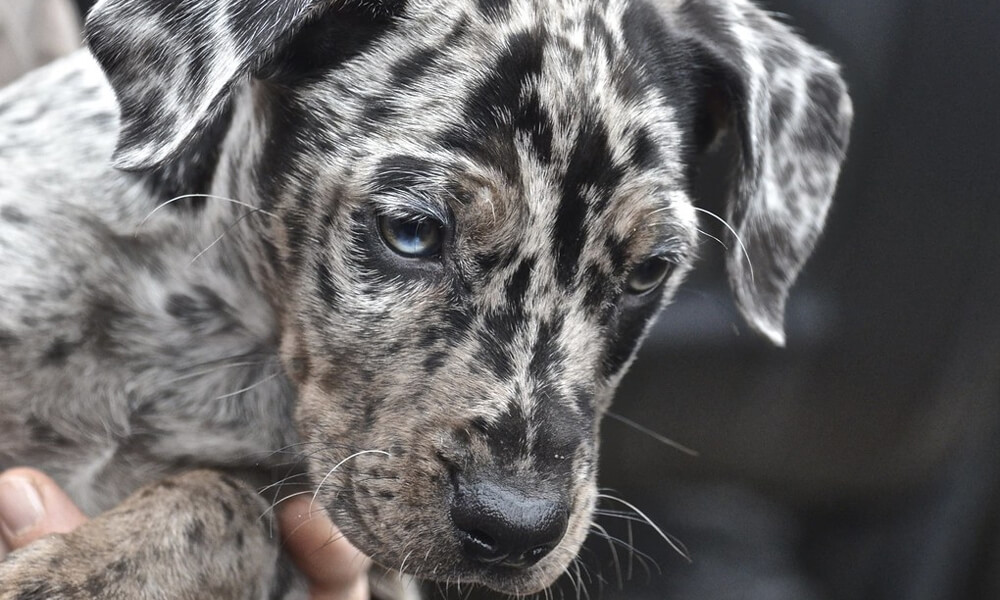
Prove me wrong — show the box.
[626,257,675,295]
[378,214,443,258]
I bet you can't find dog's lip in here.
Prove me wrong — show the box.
[458,562,561,595]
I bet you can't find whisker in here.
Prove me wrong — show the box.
[257,472,311,496]
[309,449,391,512]
[590,522,623,590]
[160,360,267,385]
[189,209,259,264]
[692,206,754,282]
[597,493,691,562]
[589,519,660,578]
[257,489,314,522]
[215,372,280,400]
[695,226,728,250]
[135,193,276,235]
[605,411,699,456]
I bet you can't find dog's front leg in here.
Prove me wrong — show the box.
[0,470,283,599]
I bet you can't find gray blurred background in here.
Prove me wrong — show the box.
[5,1,998,598]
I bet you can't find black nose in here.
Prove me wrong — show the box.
[450,476,569,568]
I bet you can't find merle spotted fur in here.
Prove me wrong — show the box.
[0,0,851,597]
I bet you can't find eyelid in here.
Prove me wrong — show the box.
[371,193,451,226]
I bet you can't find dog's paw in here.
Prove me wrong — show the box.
[0,534,102,599]
[0,470,282,599]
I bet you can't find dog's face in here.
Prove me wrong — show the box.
[86,0,851,593]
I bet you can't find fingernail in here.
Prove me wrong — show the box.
[0,476,45,538]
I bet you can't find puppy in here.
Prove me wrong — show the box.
[0,0,851,597]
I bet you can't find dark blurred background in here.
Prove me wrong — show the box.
[597,1,1000,599]
[40,0,1000,598]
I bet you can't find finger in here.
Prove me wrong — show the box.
[0,468,89,554]
[278,497,371,600]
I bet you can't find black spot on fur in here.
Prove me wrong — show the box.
[0,329,18,348]
[185,518,206,545]
[605,234,630,273]
[477,0,511,20]
[630,128,660,170]
[554,118,623,287]
[422,350,449,374]
[142,101,233,210]
[1,205,28,223]
[505,257,534,308]
[445,13,470,45]
[528,315,565,383]
[220,501,235,524]
[362,98,398,125]
[442,30,548,181]
[515,91,554,163]
[582,263,615,323]
[287,354,311,382]
[165,293,199,320]
[83,574,108,596]
[475,327,514,380]
[225,1,303,45]
[316,262,341,309]
[474,247,517,275]
[43,338,77,366]
[442,305,474,341]
[769,88,794,139]
[25,415,74,447]
[474,258,535,378]
[164,286,232,331]
[390,46,442,89]
[264,2,402,83]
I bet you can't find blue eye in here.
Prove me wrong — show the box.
[626,257,674,295]
[378,214,444,258]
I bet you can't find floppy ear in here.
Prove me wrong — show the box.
[674,0,853,345]
[85,0,393,171]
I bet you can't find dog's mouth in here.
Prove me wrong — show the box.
[316,453,589,595]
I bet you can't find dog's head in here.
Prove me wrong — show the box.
[87,0,850,593]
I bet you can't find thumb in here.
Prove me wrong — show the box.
[0,468,89,558]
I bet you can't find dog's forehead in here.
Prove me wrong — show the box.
[294,0,688,173]
[297,0,697,257]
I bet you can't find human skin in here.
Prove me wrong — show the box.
[0,468,369,600]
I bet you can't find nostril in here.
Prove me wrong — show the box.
[525,544,555,565]
[499,544,555,568]
[460,528,506,563]
[450,475,569,569]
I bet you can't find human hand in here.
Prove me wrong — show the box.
[0,468,370,600]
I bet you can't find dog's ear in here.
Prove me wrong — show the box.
[668,0,853,345]
[84,0,396,171]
